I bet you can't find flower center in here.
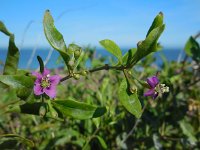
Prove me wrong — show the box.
[41,76,50,88]
[155,84,169,94]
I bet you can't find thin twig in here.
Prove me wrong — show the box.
[60,64,128,82]
[82,127,101,150]
[121,101,149,144]
[60,74,72,82]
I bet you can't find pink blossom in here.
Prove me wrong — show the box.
[32,68,61,98]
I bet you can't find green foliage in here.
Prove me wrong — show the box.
[179,119,197,145]
[146,12,163,37]
[122,48,137,66]
[52,99,107,120]
[184,36,200,62]
[130,13,165,66]
[99,39,123,64]
[0,75,34,100]
[0,134,34,148]
[118,79,142,118]
[0,21,19,75]
[43,10,70,68]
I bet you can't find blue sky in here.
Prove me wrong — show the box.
[0,0,200,49]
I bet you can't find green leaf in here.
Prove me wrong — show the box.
[99,39,122,63]
[6,102,63,121]
[127,13,165,67]
[37,56,44,73]
[52,99,107,120]
[146,12,163,37]
[0,75,34,100]
[118,79,142,118]
[43,10,70,67]
[122,48,137,66]
[184,36,200,62]
[184,36,198,56]
[0,21,11,36]
[132,25,165,66]
[0,134,34,148]
[0,21,19,75]
[68,43,81,54]
[94,136,107,149]
[179,120,197,145]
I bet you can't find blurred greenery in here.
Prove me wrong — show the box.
[0,42,200,149]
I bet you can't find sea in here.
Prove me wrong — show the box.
[0,47,185,70]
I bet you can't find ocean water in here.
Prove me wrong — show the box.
[0,47,184,70]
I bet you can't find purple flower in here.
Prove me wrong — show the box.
[144,76,159,99]
[32,68,61,98]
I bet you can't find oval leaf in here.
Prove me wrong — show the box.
[0,21,19,75]
[131,25,165,66]
[118,79,142,118]
[0,134,34,148]
[99,39,122,63]
[94,136,108,149]
[0,75,34,99]
[146,12,163,37]
[52,99,107,120]
[43,10,70,66]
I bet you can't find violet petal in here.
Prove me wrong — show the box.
[44,86,56,98]
[32,72,42,79]
[144,89,155,97]
[147,76,159,88]
[49,75,61,85]
[35,78,42,85]
[34,84,44,95]
[43,68,50,76]
[152,92,158,99]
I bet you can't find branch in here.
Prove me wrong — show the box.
[120,100,149,144]
[60,64,128,82]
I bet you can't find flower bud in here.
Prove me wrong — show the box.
[80,70,88,76]
[129,85,137,93]
[73,74,80,80]
[74,49,82,60]
[68,60,75,69]
[39,105,46,117]
[51,110,58,118]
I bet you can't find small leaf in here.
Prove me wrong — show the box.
[184,36,200,61]
[0,134,34,148]
[92,118,101,128]
[128,13,165,67]
[146,12,163,37]
[118,79,142,118]
[179,120,197,145]
[122,48,137,66]
[43,10,70,67]
[37,56,44,73]
[94,136,108,149]
[52,99,107,119]
[68,43,81,54]
[0,75,34,100]
[0,21,19,75]
[0,21,11,36]
[184,36,198,56]
[153,134,162,150]
[6,102,63,121]
[131,25,165,66]
[99,39,122,63]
